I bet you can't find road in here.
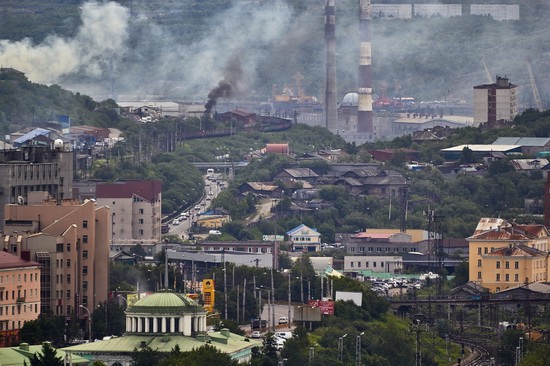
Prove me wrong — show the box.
[168,173,224,240]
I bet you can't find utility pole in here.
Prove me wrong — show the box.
[338,334,347,363]
[288,273,291,329]
[223,249,227,319]
[271,267,276,332]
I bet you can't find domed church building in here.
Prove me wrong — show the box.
[63,290,259,365]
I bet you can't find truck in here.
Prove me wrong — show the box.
[161,224,169,234]
[250,318,267,329]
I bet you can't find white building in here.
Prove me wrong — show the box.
[473,76,518,125]
[344,255,403,274]
[96,180,163,245]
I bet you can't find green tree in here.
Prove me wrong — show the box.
[131,346,165,366]
[159,344,238,366]
[27,342,63,366]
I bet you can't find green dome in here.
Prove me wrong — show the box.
[126,291,204,315]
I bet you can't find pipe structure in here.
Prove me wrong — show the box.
[325,0,338,132]
[358,0,373,136]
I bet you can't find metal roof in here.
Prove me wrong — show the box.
[13,128,51,144]
[493,137,550,147]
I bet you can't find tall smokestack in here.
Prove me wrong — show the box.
[325,0,338,132]
[357,0,373,136]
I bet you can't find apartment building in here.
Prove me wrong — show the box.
[0,144,73,231]
[467,217,550,292]
[473,76,518,125]
[3,195,110,322]
[96,180,163,245]
[0,251,41,347]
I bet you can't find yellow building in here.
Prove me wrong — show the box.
[468,218,550,292]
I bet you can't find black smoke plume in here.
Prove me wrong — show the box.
[204,56,243,114]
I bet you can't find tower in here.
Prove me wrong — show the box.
[357,0,373,136]
[325,0,338,132]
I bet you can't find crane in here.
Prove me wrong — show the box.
[526,60,543,110]
[482,58,493,84]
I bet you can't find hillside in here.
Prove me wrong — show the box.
[0,0,549,109]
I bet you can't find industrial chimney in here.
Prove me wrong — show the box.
[325,0,338,132]
[357,0,373,136]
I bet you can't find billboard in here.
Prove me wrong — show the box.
[308,300,335,315]
[335,291,363,306]
[293,306,322,322]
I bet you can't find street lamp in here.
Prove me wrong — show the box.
[79,305,92,341]
[287,273,291,329]
[309,344,319,365]
[117,295,127,309]
[356,332,365,366]
[338,334,348,362]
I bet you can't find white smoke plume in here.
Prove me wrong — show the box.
[0,1,129,85]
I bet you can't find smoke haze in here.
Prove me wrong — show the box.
[0,1,129,85]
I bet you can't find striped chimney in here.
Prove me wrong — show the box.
[325,0,338,132]
[357,0,373,135]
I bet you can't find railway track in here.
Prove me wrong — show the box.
[451,336,495,366]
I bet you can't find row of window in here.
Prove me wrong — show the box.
[10,164,58,179]
[477,272,548,282]
[0,303,39,317]
[349,261,389,269]
[201,247,272,253]
[477,259,547,269]
[0,272,38,285]
[0,288,38,301]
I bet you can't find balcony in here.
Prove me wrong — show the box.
[16,297,25,303]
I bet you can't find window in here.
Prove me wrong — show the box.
[358,262,361,268]
[83,235,88,244]
[477,272,482,279]
[505,274,509,282]
[350,262,354,268]
[484,247,488,254]
[496,261,500,269]
[83,250,88,259]
[139,219,144,224]
[477,260,482,267]
[477,247,482,255]
[139,209,144,214]
[66,243,71,252]
[83,281,88,291]
[56,244,64,252]
[82,220,88,229]
[66,259,71,268]
[496,274,500,281]
[505,261,510,269]
[82,296,88,305]
[66,275,71,284]
[514,274,519,282]
[83,266,88,275]
[139,229,144,235]
[514,261,519,269]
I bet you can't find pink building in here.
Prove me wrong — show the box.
[0,251,41,347]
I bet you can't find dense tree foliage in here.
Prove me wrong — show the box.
[26,342,64,366]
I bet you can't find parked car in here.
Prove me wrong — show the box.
[278,316,288,325]
[274,331,292,339]
[251,331,262,339]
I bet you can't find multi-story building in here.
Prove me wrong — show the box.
[95,180,163,246]
[0,144,73,231]
[287,224,322,252]
[3,195,110,334]
[473,76,518,125]
[0,251,41,347]
[467,217,550,292]
[343,255,403,275]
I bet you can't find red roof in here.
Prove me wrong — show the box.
[0,251,40,269]
[96,180,162,202]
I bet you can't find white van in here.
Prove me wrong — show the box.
[208,230,222,235]
[274,331,292,340]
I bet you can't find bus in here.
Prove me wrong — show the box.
[206,168,214,178]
